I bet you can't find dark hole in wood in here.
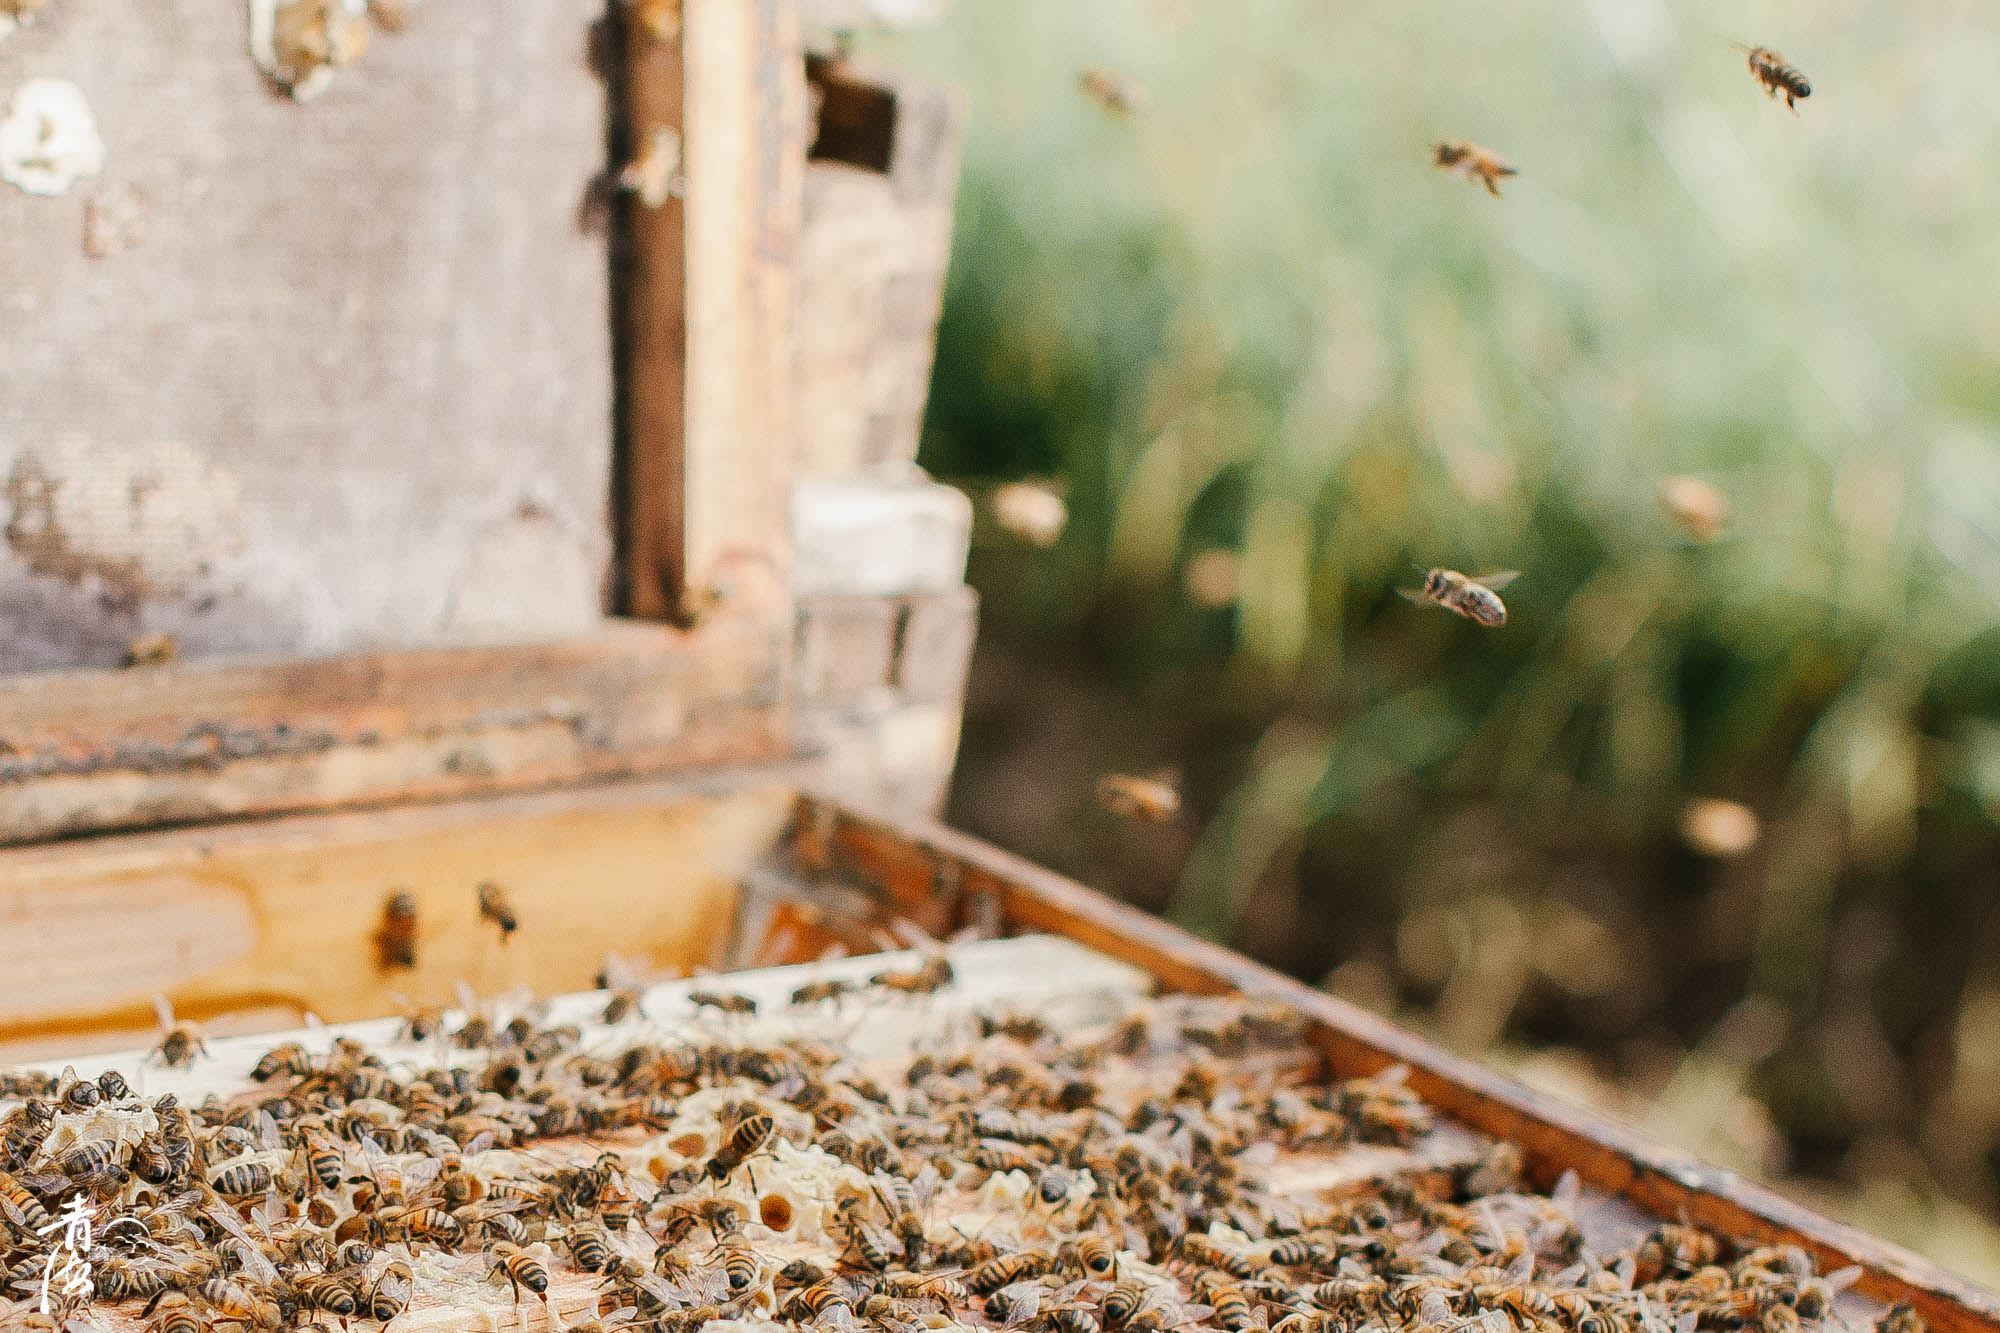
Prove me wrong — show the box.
[807,53,897,174]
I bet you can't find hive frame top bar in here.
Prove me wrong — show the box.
[6,934,1151,1099]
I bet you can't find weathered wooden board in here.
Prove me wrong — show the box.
[621,0,806,625]
[0,0,617,672]
[0,618,786,845]
[0,775,805,1061]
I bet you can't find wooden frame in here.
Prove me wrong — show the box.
[620,0,805,624]
[4,775,1996,1327]
[800,796,2000,1333]
[0,619,784,846]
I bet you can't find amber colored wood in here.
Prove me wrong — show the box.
[0,619,785,846]
[0,776,800,1058]
[808,798,2000,1333]
[621,0,803,624]
[619,1,690,621]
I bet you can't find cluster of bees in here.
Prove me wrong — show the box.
[0,961,1925,1333]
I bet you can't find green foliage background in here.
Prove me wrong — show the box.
[868,0,2000,1282]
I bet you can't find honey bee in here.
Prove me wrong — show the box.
[713,1238,764,1293]
[1433,139,1519,197]
[122,630,177,666]
[368,1259,414,1321]
[0,1168,54,1233]
[705,1111,776,1180]
[375,890,419,969]
[1190,1273,1255,1331]
[872,953,955,997]
[489,1241,551,1302]
[1101,1279,1153,1329]
[1062,1233,1120,1279]
[1737,45,1811,112]
[268,0,372,99]
[566,1223,616,1273]
[1658,476,1729,543]
[783,1278,858,1321]
[1399,567,1519,627]
[477,880,519,939]
[294,1272,362,1317]
[688,988,758,1017]
[1095,773,1182,823]
[791,977,860,1008]
[142,1292,206,1333]
[1079,67,1151,115]
[968,1250,1057,1294]
[365,0,407,31]
[150,994,210,1069]
[1633,1224,1723,1284]
[1878,1305,1927,1333]
[251,1040,315,1081]
[617,125,686,210]
[1175,1233,1259,1280]
[875,1164,940,1267]
[1794,1266,1862,1320]
[990,479,1070,547]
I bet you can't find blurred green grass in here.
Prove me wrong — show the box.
[868,0,2000,1285]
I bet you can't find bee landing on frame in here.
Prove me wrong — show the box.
[1399,568,1519,627]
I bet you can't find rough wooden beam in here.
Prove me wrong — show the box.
[623,0,806,625]
[0,619,785,845]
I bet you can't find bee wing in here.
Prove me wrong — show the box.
[1552,1263,1586,1288]
[1505,1251,1535,1284]
[1377,1063,1411,1084]
[1611,1256,1636,1289]
[463,1130,496,1157]
[886,917,941,951]
[600,952,645,991]
[454,979,479,1016]
[151,994,176,1030]
[1675,1316,1699,1333]
[1824,1266,1863,1294]
[255,1110,282,1152]
[1420,1294,1458,1326]
[1551,1168,1580,1215]
[1470,570,1520,590]
[910,1162,942,1212]
[403,1156,443,1191]
[1396,587,1432,605]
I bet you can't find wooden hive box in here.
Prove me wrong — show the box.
[2,5,1998,1333]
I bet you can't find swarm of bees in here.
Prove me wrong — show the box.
[0,965,1906,1333]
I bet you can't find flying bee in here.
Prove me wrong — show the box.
[1659,476,1729,543]
[1736,44,1811,111]
[120,630,178,666]
[1096,772,1182,822]
[477,880,519,939]
[1399,567,1518,627]
[150,995,210,1069]
[1878,1306,1927,1333]
[489,1241,551,1302]
[1433,139,1519,196]
[1079,66,1151,115]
